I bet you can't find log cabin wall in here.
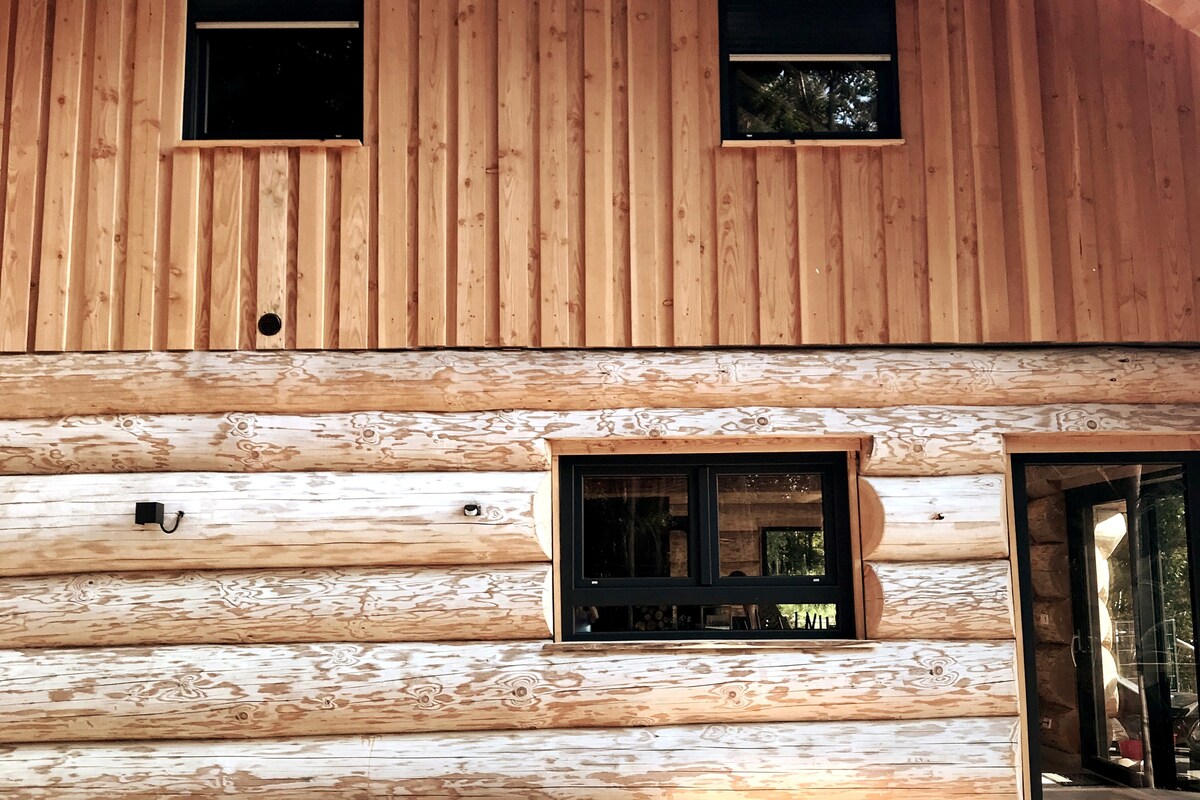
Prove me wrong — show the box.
[0,0,1196,351]
[2,346,1200,798]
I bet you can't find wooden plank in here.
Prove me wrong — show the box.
[962,0,1010,342]
[669,0,702,346]
[207,149,243,350]
[0,640,1018,742]
[694,0,720,346]
[0,1,50,352]
[626,0,671,347]
[5,348,1200,417]
[455,0,495,347]
[338,147,370,349]
[840,148,887,343]
[292,149,326,349]
[0,472,552,576]
[858,475,1008,561]
[918,0,958,342]
[884,0,928,344]
[1001,0,1056,340]
[163,149,201,349]
[754,149,797,344]
[537,0,570,347]
[1141,3,1196,340]
[946,0,982,343]
[78,0,128,351]
[1184,21,1200,341]
[376,0,415,349]
[715,150,756,344]
[417,0,451,346]
[33,0,89,351]
[0,718,1021,799]
[582,0,615,346]
[120,0,166,350]
[0,564,552,647]
[497,0,535,347]
[864,561,1013,640]
[255,148,289,350]
[796,151,834,344]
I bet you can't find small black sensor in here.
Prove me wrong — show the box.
[258,312,283,337]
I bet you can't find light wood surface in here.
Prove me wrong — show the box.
[0,471,552,576]
[0,717,1021,799]
[0,639,1018,742]
[864,561,1014,640]
[0,564,552,647]
[859,475,1009,561]
[0,402,1196,478]
[0,0,1194,350]
[3,348,1200,418]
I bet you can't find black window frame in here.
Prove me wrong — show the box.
[183,0,365,141]
[718,0,902,141]
[559,452,856,641]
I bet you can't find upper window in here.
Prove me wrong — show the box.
[184,0,364,141]
[559,453,855,641]
[719,0,901,141]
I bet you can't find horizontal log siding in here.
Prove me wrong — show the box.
[0,0,1195,350]
[1,718,1022,799]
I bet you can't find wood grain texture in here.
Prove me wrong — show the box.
[1,402,1196,478]
[863,561,1014,640]
[32,0,89,352]
[3,347,1200,418]
[0,564,552,647]
[0,471,552,576]
[858,475,1008,561]
[0,717,1021,799]
[0,0,1194,350]
[0,639,1018,742]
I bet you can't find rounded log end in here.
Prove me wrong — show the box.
[861,563,884,638]
[857,479,884,560]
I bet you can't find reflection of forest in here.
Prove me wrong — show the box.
[734,62,880,134]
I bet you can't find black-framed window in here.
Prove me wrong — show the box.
[719,0,901,141]
[560,453,855,640]
[184,0,364,140]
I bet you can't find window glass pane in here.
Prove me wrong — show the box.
[717,473,827,578]
[731,60,881,136]
[581,476,689,580]
[575,603,836,634]
[200,29,362,139]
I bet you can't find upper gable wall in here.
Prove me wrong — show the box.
[0,0,1194,352]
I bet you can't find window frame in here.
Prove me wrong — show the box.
[183,0,365,142]
[717,0,902,142]
[559,452,856,641]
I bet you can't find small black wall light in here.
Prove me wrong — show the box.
[463,503,481,517]
[135,502,185,534]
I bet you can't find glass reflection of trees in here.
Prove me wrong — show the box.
[734,62,880,135]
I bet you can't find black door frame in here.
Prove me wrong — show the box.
[1012,452,1200,799]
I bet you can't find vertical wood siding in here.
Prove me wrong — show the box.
[0,0,1195,350]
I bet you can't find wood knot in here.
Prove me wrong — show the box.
[931,513,946,521]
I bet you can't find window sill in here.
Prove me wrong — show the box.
[544,639,876,654]
[174,138,364,149]
[722,139,905,148]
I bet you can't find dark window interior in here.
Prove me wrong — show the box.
[719,0,900,140]
[185,0,363,140]
[561,453,854,641]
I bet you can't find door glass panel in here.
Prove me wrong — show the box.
[1024,462,1198,791]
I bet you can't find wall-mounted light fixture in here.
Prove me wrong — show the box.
[135,502,185,534]
[463,503,481,517]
